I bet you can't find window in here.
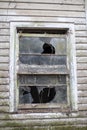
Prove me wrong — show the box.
[10,23,77,112]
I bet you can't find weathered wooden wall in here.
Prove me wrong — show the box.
[0,0,87,129]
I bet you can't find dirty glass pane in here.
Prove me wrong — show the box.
[18,34,68,105]
[19,36,66,55]
[19,85,67,104]
[18,75,66,86]
[19,36,66,65]
[18,75,67,104]
[19,55,66,65]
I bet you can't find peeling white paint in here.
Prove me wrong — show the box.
[10,22,77,112]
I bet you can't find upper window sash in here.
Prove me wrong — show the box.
[17,33,68,75]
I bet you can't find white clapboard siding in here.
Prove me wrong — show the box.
[0,0,84,5]
[76,31,87,37]
[0,57,9,63]
[77,70,87,77]
[0,118,87,126]
[0,10,85,18]
[79,111,87,117]
[77,57,87,63]
[0,106,9,113]
[77,63,87,70]
[0,71,9,78]
[0,3,85,11]
[0,0,87,128]
[78,104,87,111]
[76,44,87,50]
[0,99,9,106]
[0,78,9,85]
[0,36,9,42]
[0,49,9,56]
[76,50,87,57]
[78,77,87,84]
[78,84,87,91]
[75,25,87,31]
[0,64,9,71]
[0,92,9,99]
[0,23,9,29]
[0,29,9,35]
[0,43,9,49]
[78,91,87,97]
[0,16,85,25]
[0,85,9,92]
[76,37,87,43]
[78,97,87,104]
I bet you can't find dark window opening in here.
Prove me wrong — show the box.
[17,28,67,34]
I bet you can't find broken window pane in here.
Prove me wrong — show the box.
[19,85,67,104]
[18,34,68,106]
[18,75,66,86]
[19,36,66,55]
[19,55,66,65]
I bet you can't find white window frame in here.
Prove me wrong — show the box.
[10,22,77,112]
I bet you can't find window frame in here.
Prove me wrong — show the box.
[10,22,77,112]
[18,33,69,109]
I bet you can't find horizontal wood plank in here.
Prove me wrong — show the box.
[0,57,9,63]
[0,112,79,120]
[0,64,9,71]
[0,71,9,78]
[78,77,87,84]
[77,70,87,77]
[0,49,9,56]
[0,118,87,127]
[77,63,87,70]
[76,31,87,37]
[0,0,84,5]
[78,91,87,97]
[0,99,9,106]
[78,104,87,111]
[0,29,9,35]
[78,97,87,104]
[0,16,86,24]
[76,37,87,43]
[0,9,85,18]
[76,50,87,57]
[18,103,68,109]
[79,111,87,117]
[75,25,87,31]
[0,43,9,49]
[0,106,9,113]
[0,3,85,11]
[76,44,87,50]
[0,92,9,99]
[0,85,9,92]
[78,84,87,90]
[0,23,9,29]
[0,78,9,85]
[0,36,9,42]
[77,57,87,63]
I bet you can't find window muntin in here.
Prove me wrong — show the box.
[17,33,69,108]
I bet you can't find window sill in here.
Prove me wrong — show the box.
[17,104,78,114]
